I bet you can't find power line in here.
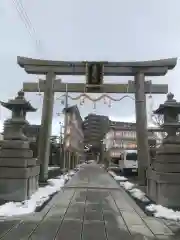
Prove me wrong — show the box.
[11,0,43,54]
[11,0,46,97]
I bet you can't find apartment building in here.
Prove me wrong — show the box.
[83,114,109,151]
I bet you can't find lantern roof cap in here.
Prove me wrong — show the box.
[0,90,37,112]
[153,92,180,114]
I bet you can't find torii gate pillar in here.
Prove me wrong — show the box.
[38,71,55,182]
[135,72,149,184]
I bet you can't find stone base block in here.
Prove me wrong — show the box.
[0,175,39,201]
[0,149,33,158]
[153,161,180,172]
[156,154,180,163]
[147,168,180,183]
[157,144,180,154]
[147,168,180,208]
[0,165,40,179]
[0,158,37,167]
[1,140,29,149]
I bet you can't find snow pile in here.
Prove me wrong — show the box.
[109,170,180,221]
[108,171,127,181]
[88,160,95,163]
[48,166,60,171]
[114,175,127,181]
[0,170,76,217]
[68,170,76,176]
[119,181,150,202]
[146,204,180,221]
[109,165,119,169]
[108,171,117,178]
[120,181,135,190]
[129,188,150,203]
[76,162,87,169]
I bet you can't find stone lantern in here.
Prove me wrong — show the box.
[147,93,180,208]
[0,91,40,201]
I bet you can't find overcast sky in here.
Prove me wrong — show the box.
[1,0,180,134]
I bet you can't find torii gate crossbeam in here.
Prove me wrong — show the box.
[23,80,168,94]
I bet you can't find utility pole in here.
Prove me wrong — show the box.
[63,84,68,170]
[59,122,63,167]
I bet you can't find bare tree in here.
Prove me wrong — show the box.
[151,114,164,127]
[151,114,166,139]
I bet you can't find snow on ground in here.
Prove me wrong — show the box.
[120,181,135,190]
[146,204,180,221]
[129,188,150,203]
[114,175,127,181]
[76,162,87,169]
[0,170,76,217]
[109,170,180,221]
[68,170,76,176]
[108,171,117,178]
[48,166,60,171]
[109,171,127,181]
[88,160,95,163]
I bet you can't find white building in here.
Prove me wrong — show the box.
[104,121,159,160]
[104,122,137,159]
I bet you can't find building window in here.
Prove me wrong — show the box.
[65,138,70,148]
[67,113,71,124]
[66,126,71,134]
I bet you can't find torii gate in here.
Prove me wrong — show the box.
[17,57,177,185]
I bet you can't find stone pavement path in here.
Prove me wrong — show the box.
[0,162,179,239]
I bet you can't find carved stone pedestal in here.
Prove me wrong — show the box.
[0,140,39,201]
[147,93,180,208]
[147,142,180,208]
[0,91,39,201]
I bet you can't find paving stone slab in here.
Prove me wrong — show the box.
[131,234,156,239]
[65,207,84,221]
[44,206,66,219]
[111,190,146,217]
[110,191,135,211]
[121,211,144,226]
[86,203,103,211]
[68,203,85,213]
[0,220,19,238]
[29,218,62,240]
[1,222,38,240]
[55,219,82,240]
[103,193,120,212]
[156,235,176,240]
[84,210,103,221]
[70,190,87,204]
[103,210,125,226]
[143,218,173,236]
[162,219,180,234]
[106,226,132,240]
[82,221,106,240]
[128,224,155,238]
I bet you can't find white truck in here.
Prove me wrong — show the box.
[119,150,138,175]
